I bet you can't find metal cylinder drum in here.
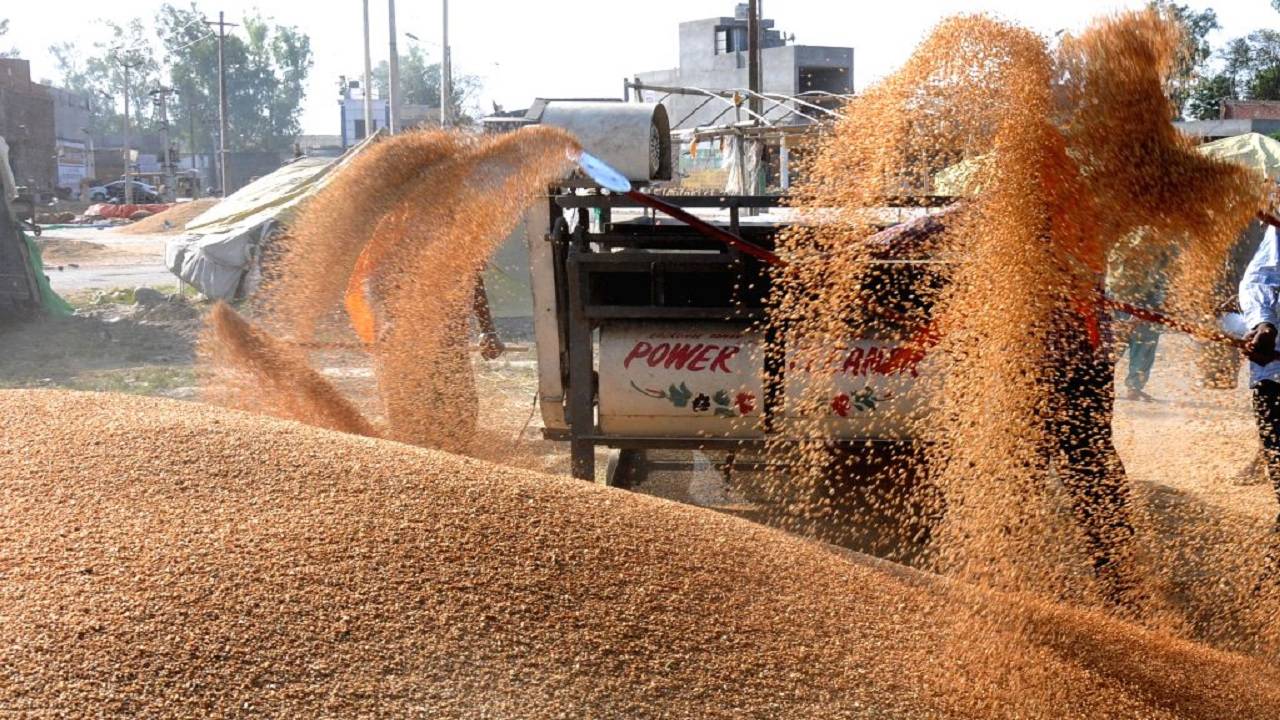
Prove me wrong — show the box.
[536,101,672,183]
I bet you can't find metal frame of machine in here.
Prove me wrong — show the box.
[515,99,945,486]
[546,191,785,482]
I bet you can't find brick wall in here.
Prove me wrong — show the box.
[0,59,57,192]
[1221,100,1280,121]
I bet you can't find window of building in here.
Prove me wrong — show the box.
[715,26,752,55]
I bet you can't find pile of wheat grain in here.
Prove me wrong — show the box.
[116,199,219,235]
[2,388,1278,718]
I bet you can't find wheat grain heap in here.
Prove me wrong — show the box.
[3,388,1280,718]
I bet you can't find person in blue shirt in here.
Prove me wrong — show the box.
[1238,219,1280,585]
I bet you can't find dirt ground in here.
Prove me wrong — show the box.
[34,224,177,293]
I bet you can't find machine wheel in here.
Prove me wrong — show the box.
[606,448,648,489]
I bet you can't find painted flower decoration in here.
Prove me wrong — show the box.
[831,393,852,417]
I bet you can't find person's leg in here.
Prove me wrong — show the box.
[1251,381,1280,585]
[1125,322,1160,393]
[1055,340,1138,605]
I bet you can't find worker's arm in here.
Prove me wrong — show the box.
[1241,226,1280,364]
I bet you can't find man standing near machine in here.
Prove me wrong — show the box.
[1043,292,1139,609]
[1239,217,1280,588]
[870,204,1141,609]
[1107,232,1172,402]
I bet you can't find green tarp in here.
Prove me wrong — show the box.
[22,230,73,317]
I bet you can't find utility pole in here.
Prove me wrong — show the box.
[204,12,238,195]
[111,51,145,205]
[151,87,176,202]
[747,0,762,119]
[362,0,374,137]
[189,105,198,197]
[388,0,401,133]
[123,61,133,205]
[440,0,451,128]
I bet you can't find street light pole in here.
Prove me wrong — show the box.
[362,0,374,137]
[747,0,762,119]
[388,0,401,133]
[109,48,144,205]
[440,0,451,128]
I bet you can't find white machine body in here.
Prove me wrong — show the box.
[598,322,934,440]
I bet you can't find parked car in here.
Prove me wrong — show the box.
[87,180,161,204]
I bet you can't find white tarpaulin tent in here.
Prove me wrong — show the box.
[1196,132,1280,180]
[933,132,1280,197]
[165,156,338,299]
[166,131,538,318]
[165,134,380,299]
[166,131,540,316]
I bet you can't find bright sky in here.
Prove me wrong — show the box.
[4,0,1277,135]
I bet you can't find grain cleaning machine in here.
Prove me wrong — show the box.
[515,101,942,484]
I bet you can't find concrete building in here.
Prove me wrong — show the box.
[46,85,95,196]
[0,59,56,195]
[338,79,389,149]
[338,78,442,149]
[633,3,853,130]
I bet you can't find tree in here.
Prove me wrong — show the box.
[1186,72,1233,119]
[1185,30,1280,119]
[373,46,482,124]
[157,3,312,155]
[49,20,161,136]
[0,19,16,58]
[1148,1,1220,119]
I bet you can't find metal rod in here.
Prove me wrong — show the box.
[780,134,789,189]
[1100,297,1246,350]
[747,0,762,119]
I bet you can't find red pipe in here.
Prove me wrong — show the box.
[1098,297,1246,350]
[628,191,1259,352]
[624,190,787,267]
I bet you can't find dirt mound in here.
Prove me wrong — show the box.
[2,389,1277,718]
[36,238,114,261]
[116,198,219,235]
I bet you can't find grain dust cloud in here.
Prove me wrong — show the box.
[765,7,1274,657]
[199,126,579,453]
